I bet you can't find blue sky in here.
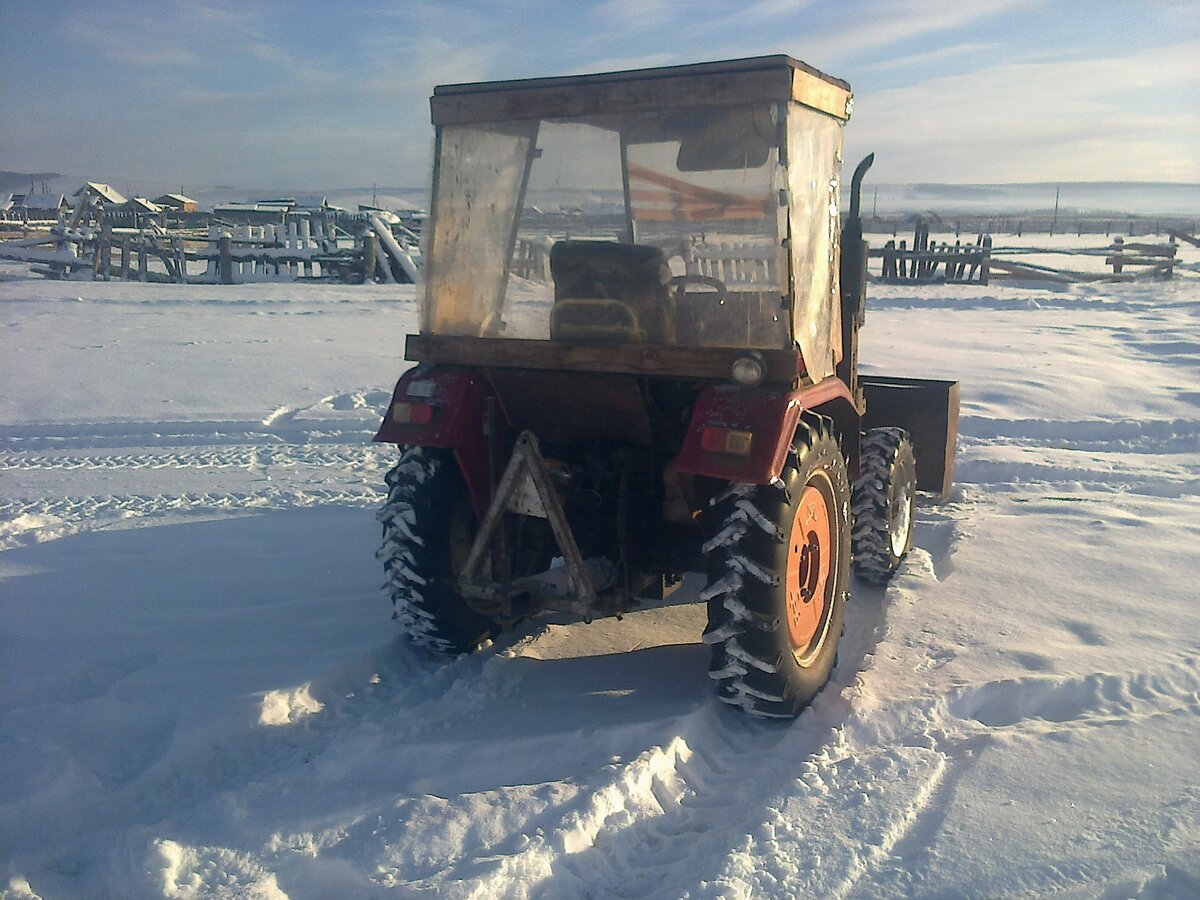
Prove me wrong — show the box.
[1,0,1196,193]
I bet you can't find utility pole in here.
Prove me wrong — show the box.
[1051,185,1060,236]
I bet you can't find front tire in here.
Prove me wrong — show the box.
[702,416,851,718]
[377,446,496,653]
[851,427,916,584]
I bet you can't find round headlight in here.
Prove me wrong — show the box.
[730,353,765,387]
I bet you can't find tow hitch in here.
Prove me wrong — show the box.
[457,431,620,618]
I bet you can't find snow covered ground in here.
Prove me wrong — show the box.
[2,243,1199,898]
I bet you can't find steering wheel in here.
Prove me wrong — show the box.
[669,274,728,305]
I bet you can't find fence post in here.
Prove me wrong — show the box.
[137,238,147,282]
[100,218,112,280]
[120,237,130,280]
[219,233,233,284]
[300,219,313,278]
[362,233,377,283]
[979,236,991,286]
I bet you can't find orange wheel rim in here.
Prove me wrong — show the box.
[786,482,832,651]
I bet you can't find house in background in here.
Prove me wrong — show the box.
[154,193,198,213]
[2,192,70,222]
[121,197,162,216]
[212,200,294,224]
[103,196,163,229]
[73,182,127,206]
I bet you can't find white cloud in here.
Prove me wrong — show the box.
[591,0,679,31]
[847,40,1200,181]
[816,0,1037,62]
[855,41,1000,73]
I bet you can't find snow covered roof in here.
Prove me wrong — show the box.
[123,197,162,213]
[19,193,68,210]
[261,195,330,210]
[153,193,197,209]
[214,201,292,212]
[73,182,128,204]
[360,205,401,224]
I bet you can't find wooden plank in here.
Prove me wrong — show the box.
[790,66,853,119]
[406,333,802,385]
[1104,255,1176,266]
[1115,243,1176,257]
[434,54,848,97]
[433,69,789,125]
[431,57,851,125]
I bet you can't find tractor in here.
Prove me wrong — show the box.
[374,56,959,717]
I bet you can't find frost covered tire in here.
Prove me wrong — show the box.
[377,446,496,654]
[701,417,851,718]
[851,428,916,584]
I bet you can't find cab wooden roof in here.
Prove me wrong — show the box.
[430,55,852,126]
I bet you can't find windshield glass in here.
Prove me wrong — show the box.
[424,104,799,350]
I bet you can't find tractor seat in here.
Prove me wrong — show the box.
[549,241,676,344]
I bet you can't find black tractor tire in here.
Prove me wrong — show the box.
[701,416,851,718]
[851,427,917,584]
[377,446,496,654]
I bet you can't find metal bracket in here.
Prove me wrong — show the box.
[458,430,598,609]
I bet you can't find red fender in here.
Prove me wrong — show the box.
[672,377,858,484]
[374,366,499,517]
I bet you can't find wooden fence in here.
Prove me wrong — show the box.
[874,223,991,285]
[0,216,420,285]
[690,241,778,290]
[507,235,780,291]
[870,222,1180,285]
[865,214,1198,239]
[986,237,1177,282]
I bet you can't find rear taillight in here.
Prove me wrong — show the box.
[390,401,435,425]
[700,426,753,456]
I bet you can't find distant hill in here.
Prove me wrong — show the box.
[869,182,1200,217]
[4,169,1195,218]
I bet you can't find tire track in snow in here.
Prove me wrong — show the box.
[834,660,1200,898]
[107,540,928,899]
[0,389,392,452]
[954,454,1200,497]
[946,655,1200,730]
[0,485,387,550]
[0,442,395,472]
[959,416,1200,454]
[954,415,1200,497]
[527,489,1195,899]
[88,491,971,896]
[465,513,967,898]
[1,390,398,548]
[696,638,1200,895]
